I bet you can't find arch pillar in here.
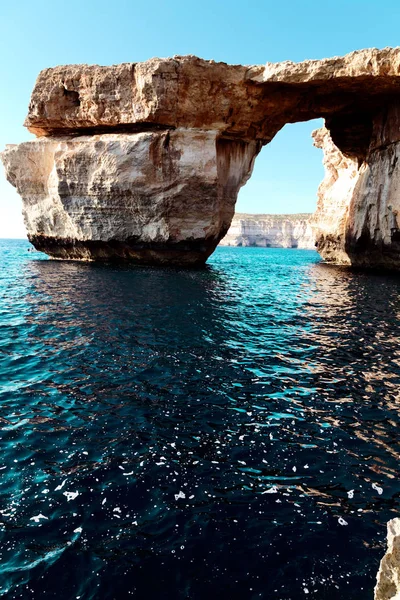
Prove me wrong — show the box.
[313,102,400,269]
[1,129,260,264]
[3,49,400,269]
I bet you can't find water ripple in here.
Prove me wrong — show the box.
[0,241,400,599]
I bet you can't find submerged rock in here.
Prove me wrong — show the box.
[3,48,400,267]
[375,518,400,600]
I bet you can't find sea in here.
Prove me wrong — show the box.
[1,238,400,599]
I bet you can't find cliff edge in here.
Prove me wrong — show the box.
[219,213,315,249]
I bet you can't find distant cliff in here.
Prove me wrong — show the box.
[219,213,316,249]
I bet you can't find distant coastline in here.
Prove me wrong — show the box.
[219,212,315,249]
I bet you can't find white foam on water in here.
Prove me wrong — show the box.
[63,491,79,502]
[54,480,67,491]
[30,514,48,523]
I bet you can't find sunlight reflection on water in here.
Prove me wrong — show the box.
[1,241,400,599]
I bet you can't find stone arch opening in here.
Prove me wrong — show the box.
[220,119,324,249]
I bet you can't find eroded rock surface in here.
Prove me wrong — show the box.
[219,213,315,248]
[3,48,400,266]
[311,127,361,265]
[375,518,400,600]
[313,108,400,269]
[2,131,258,264]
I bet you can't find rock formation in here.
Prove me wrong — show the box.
[2,48,400,267]
[311,127,361,265]
[375,518,400,600]
[219,213,315,248]
[312,113,400,269]
[2,131,257,264]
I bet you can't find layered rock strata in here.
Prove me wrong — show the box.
[313,109,400,269]
[311,127,361,265]
[219,213,315,248]
[2,48,400,267]
[2,131,257,264]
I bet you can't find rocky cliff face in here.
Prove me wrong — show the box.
[2,131,257,264]
[311,127,361,265]
[3,48,400,267]
[312,107,400,269]
[375,518,400,600]
[219,214,315,248]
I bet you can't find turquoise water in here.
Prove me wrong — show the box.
[1,239,400,599]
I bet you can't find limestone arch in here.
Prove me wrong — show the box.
[2,48,400,269]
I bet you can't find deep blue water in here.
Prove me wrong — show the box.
[1,239,400,599]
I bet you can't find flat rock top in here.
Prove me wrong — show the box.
[25,48,400,142]
[261,47,400,83]
[232,213,312,221]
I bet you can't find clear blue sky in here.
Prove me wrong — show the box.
[1,0,399,237]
